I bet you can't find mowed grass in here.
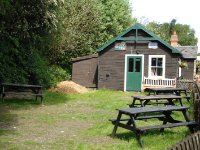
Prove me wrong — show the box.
[0,89,194,150]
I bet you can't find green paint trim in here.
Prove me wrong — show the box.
[97,23,181,54]
[118,37,156,41]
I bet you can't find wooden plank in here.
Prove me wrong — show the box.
[109,115,165,123]
[118,106,189,115]
[138,122,196,132]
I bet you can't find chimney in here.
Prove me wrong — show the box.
[170,31,179,47]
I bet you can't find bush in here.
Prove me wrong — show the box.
[48,65,71,87]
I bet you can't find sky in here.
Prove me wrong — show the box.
[130,0,199,49]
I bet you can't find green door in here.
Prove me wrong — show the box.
[126,56,142,91]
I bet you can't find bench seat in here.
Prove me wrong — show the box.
[3,92,42,96]
[109,115,165,123]
[138,121,196,132]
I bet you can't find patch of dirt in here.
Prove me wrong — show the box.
[49,81,88,94]
[17,120,94,143]
[87,136,120,146]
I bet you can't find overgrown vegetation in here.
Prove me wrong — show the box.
[0,90,193,149]
[0,0,134,87]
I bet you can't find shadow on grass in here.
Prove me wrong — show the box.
[2,98,42,110]
[1,91,72,109]
[44,91,72,105]
[109,130,176,142]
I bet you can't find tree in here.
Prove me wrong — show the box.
[0,0,58,86]
[53,0,135,70]
[146,19,198,46]
[0,0,135,86]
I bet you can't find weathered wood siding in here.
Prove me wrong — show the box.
[181,59,195,79]
[98,41,180,90]
[72,56,98,88]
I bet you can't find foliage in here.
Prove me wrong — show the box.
[196,61,200,69]
[48,65,71,87]
[99,0,135,41]
[146,19,198,46]
[52,0,135,71]
[179,61,188,69]
[0,0,59,86]
[0,0,134,86]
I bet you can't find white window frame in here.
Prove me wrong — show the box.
[148,55,166,79]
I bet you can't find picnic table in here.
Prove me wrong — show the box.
[146,87,188,96]
[145,87,191,102]
[129,95,184,107]
[0,83,43,103]
[109,106,196,147]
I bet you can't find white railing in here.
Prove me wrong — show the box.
[143,77,176,87]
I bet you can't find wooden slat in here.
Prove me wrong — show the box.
[109,115,165,123]
[138,122,196,132]
[168,131,200,150]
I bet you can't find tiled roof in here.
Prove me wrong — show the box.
[176,46,198,59]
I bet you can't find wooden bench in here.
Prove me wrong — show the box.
[129,95,184,107]
[110,106,196,148]
[0,83,43,103]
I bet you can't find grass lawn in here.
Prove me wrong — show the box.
[0,89,194,150]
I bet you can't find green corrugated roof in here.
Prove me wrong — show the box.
[97,23,181,54]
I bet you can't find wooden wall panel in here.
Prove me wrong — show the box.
[72,57,98,88]
[181,59,194,79]
[98,42,180,90]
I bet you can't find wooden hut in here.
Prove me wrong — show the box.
[72,23,197,91]
[72,54,98,88]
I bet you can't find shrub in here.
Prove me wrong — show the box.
[48,65,71,87]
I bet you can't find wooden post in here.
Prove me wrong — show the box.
[194,93,200,130]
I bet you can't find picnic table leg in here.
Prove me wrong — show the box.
[160,111,170,132]
[167,99,175,105]
[1,93,5,103]
[130,98,136,107]
[41,96,43,104]
[0,94,2,103]
[1,86,5,103]
[111,112,122,137]
[143,100,150,107]
[182,110,195,133]
[178,98,183,106]
[130,116,144,148]
[160,111,182,132]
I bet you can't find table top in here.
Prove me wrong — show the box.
[117,106,189,115]
[146,88,186,92]
[1,83,42,88]
[132,95,182,100]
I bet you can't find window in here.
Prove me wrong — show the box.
[135,58,141,72]
[128,58,134,72]
[148,55,165,78]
